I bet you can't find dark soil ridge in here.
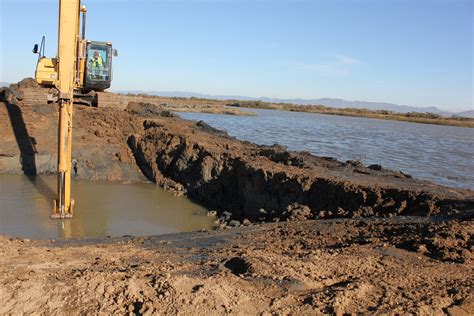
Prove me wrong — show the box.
[127,117,474,222]
[1,79,474,224]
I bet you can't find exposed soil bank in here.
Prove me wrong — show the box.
[1,79,473,224]
[0,217,472,314]
[0,80,145,182]
[128,118,474,222]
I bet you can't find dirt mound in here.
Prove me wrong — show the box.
[126,101,179,118]
[5,78,41,102]
[126,101,162,116]
[15,77,40,89]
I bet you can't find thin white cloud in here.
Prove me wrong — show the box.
[294,54,362,76]
[335,54,361,65]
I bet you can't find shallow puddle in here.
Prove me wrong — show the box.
[0,174,214,239]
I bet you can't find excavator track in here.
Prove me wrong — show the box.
[21,87,52,107]
[21,84,173,111]
[20,86,132,109]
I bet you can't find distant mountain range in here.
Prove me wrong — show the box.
[116,90,473,118]
[457,110,474,118]
[2,80,470,118]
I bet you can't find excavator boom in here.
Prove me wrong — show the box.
[51,0,81,218]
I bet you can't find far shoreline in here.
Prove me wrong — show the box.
[225,100,474,128]
[127,93,474,128]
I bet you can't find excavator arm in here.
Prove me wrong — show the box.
[51,0,82,218]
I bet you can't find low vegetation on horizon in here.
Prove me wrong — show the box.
[123,93,474,128]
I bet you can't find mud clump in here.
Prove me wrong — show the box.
[285,203,313,221]
[196,120,230,138]
[126,101,177,118]
[223,257,253,276]
[390,219,473,263]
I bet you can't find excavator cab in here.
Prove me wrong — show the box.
[84,41,116,91]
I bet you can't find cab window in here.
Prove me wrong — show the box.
[86,46,110,81]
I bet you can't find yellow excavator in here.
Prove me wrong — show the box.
[32,2,118,106]
[31,0,117,218]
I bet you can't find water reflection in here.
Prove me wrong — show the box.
[0,174,214,239]
[180,108,474,189]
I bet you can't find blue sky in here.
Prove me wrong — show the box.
[1,0,472,111]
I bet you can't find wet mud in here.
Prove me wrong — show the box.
[0,217,473,314]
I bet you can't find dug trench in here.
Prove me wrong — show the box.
[2,79,473,225]
[1,79,474,314]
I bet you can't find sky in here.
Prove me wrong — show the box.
[0,0,472,112]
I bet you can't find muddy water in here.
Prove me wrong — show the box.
[0,174,214,239]
[180,108,474,189]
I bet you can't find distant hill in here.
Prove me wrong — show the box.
[456,110,474,118]
[258,97,453,116]
[115,89,469,117]
[0,82,9,87]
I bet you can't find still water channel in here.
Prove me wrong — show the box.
[0,174,214,239]
[180,108,474,189]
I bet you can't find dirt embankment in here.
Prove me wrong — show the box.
[128,118,474,223]
[1,218,473,314]
[114,95,255,116]
[0,80,147,181]
[227,100,474,128]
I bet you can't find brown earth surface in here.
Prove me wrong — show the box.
[0,218,473,314]
[1,79,473,314]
